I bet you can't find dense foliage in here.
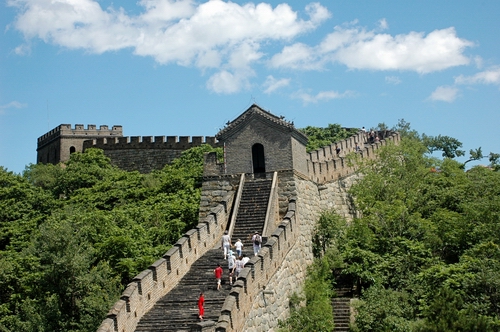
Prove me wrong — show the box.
[300,124,359,152]
[0,145,220,332]
[298,134,500,331]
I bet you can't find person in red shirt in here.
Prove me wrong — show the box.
[214,263,223,290]
[197,292,204,320]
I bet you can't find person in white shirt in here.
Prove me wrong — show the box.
[234,239,243,257]
[227,250,236,285]
[221,230,231,259]
[234,256,245,280]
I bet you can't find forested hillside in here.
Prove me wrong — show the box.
[279,126,500,332]
[0,145,220,332]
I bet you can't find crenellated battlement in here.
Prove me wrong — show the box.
[97,192,235,332]
[82,135,220,151]
[307,130,400,183]
[37,124,123,148]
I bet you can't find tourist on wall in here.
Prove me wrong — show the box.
[252,232,261,256]
[234,238,243,257]
[198,292,204,320]
[234,256,245,281]
[221,230,231,259]
[214,264,223,291]
[227,250,236,286]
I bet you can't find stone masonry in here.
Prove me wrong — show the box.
[91,104,399,332]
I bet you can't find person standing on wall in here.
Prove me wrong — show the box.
[214,263,223,291]
[252,231,261,256]
[227,250,236,286]
[234,238,243,257]
[234,256,245,281]
[197,292,204,320]
[221,230,231,260]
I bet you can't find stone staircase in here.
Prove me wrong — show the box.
[134,248,230,332]
[332,295,351,332]
[332,272,354,332]
[230,178,272,255]
[133,178,273,331]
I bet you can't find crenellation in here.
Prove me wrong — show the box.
[37,123,124,165]
[98,193,234,332]
[89,104,400,332]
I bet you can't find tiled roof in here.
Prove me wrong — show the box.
[216,104,308,144]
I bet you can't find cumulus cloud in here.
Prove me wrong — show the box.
[293,90,355,104]
[0,101,27,114]
[7,0,329,93]
[455,66,500,85]
[7,1,475,94]
[271,25,473,73]
[262,75,291,94]
[428,86,459,102]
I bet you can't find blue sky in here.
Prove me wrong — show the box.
[1,0,499,174]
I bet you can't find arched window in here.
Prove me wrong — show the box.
[70,146,76,154]
[252,143,265,174]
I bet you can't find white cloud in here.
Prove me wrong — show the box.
[428,86,459,102]
[455,66,500,85]
[269,43,321,70]
[272,25,473,73]
[385,76,401,85]
[14,43,31,55]
[7,2,476,94]
[293,90,355,104]
[262,75,290,94]
[8,0,330,94]
[0,101,27,114]
[378,18,388,30]
[206,68,255,94]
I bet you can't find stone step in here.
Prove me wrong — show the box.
[134,178,272,331]
[332,297,351,332]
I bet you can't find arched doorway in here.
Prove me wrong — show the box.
[252,143,265,174]
[70,146,76,154]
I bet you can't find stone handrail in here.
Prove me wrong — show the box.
[262,171,279,237]
[227,173,245,238]
[96,192,235,332]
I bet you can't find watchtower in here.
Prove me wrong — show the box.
[215,104,308,176]
[36,124,123,165]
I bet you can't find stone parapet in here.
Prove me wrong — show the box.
[215,199,299,331]
[96,192,234,332]
[83,135,220,150]
[307,131,400,184]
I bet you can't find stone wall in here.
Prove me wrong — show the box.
[306,131,400,184]
[224,170,358,332]
[83,136,222,173]
[96,129,399,332]
[37,124,123,165]
[199,175,241,220]
[96,193,234,332]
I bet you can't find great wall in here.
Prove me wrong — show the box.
[37,104,400,331]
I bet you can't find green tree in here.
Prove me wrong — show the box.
[278,257,335,332]
[300,124,358,152]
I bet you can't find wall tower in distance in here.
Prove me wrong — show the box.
[37,124,123,165]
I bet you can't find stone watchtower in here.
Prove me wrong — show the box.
[36,124,123,165]
[214,104,308,176]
